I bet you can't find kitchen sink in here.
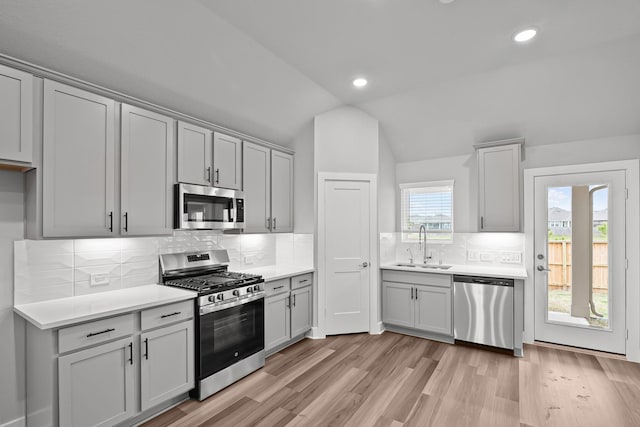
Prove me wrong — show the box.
[393,263,452,270]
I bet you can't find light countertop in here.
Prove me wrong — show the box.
[14,284,197,330]
[381,263,527,280]
[237,265,315,282]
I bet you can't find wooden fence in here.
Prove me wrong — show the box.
[548,241,608,291]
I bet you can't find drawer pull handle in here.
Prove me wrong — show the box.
[160,311,181,319]
[86,328,115,338]
[273,286,284,290]
[298,279,309,283]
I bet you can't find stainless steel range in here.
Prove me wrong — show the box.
[160,250,265,401]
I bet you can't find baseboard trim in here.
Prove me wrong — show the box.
[370,321,385,335]
[308,327,326,339]
[384,324,455,345]
[0,416,25,427]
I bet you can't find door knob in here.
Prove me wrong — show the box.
[360,262,369,268]
[537,265,552,272]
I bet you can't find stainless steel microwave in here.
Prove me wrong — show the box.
[175,183,245,230]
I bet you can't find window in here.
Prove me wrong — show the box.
[400,180,454,242]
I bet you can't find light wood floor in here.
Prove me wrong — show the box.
[143,332,640,427]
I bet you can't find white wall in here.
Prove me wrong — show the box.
[378,133,396,233]
[293,121,315,234]
[396,134,640,233]
[0,170,25,426]
[314,106,379,174]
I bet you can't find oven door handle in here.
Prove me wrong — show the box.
[199,293,265,315]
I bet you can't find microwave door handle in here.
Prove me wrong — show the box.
[229,199,234,222]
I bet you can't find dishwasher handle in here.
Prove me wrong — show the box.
[452,275,514,287]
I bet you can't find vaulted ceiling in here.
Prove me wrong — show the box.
[1,0,639,161]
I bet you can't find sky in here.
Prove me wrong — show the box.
[548,186,608,211]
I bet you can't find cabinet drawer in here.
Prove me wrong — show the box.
[265,278,290,297]
[58,313,134,353]
[291,273,313,290]
[382,270,451,288]
[141,300,194,331]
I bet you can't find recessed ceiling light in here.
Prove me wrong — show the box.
[353,78,368,88]
[514,28,538,43]
[439,0,455,4]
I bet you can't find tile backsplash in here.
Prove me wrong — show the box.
[381,232,525,267]
[14,231,314,305]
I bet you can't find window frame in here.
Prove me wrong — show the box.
[399,180,454,243]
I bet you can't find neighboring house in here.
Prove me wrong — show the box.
[548,207,608,239]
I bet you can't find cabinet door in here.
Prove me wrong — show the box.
[382,282,414,328]
[43,80,116,237]
[58,337,135,427]
[415,285,452,336]
[271,150,293,233]
[121,104,174,235]
[291,286,312,337]
[478,144,520,232]
[140,320,194,411]
[0,64,32,163]
[213,132,242,190]
[177,121,212,186]
[265,293,290,351]
[243,141,271,233]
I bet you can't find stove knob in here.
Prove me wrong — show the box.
[233,289,240,297]
[253,285,261,292]
[247,286,254,293]
[216,294,224,301]
[208,295,215,302]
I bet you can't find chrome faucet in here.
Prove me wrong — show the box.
[418,224,432,264]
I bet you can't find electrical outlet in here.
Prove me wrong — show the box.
[467,250,480,261]
[90,273,109,287]
[244,255,255,265]
[480,252,493,262]
[500,251,522,263]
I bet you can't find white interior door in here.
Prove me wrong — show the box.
[324,179,371,335]
[534,170,626,354]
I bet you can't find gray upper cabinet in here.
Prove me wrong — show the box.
[213,132,242,190]
[477,143,521,232]
[177,121,212,186]
[121,104,174,236]
[243,141,271,233]
[0,64,33,163]
[271,150,294,233]
[43,80,116,237]
[243,141,294,233]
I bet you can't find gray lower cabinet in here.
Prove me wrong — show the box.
[58,337,135,427]
[26,301,195,427]
[264,273,313,355]
[265,292,291,351]
[382,270,453,337]
[291,286,312,337]
[140,320,194,411]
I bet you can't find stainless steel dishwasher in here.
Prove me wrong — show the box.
[453,275,514,350]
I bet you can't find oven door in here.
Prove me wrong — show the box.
[198,295,264,379]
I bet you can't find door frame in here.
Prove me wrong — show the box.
[524,160,640,361]
[316,172,379,338]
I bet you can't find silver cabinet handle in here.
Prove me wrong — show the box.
[206,166,212,182]
[123,212,128,233]
[108,211,113,232]
[537,265,552,272]
[86,328,115,338]
[215,168,220,184]
[360,262,369,268]
[293,294,296,307]
[273,217,277,230]
[411,288,414,300]
[266,217,271,230]
[480,216,484,229]
[415,287,418,300]
[143,338,149,360]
